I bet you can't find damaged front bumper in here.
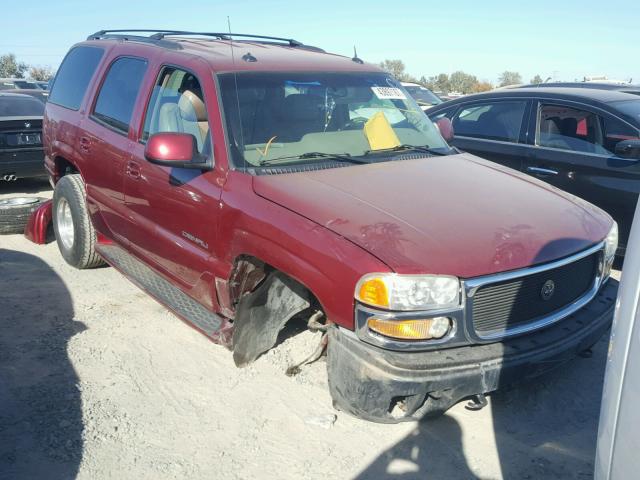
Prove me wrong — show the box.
[327,279,618,423]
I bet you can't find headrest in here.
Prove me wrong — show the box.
[279,94,324,122]
[561,117,578,136]
[179,90,207,122]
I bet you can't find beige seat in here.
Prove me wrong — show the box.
[178,90,209,152]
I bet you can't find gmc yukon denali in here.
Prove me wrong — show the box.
[36,30,619,422]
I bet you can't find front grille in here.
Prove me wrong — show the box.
[471,253,599,336]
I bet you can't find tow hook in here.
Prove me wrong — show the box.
[465,393,488,411]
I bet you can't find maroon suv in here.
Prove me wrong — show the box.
[37,30,619,422]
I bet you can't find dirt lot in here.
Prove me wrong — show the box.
[0,179,616,480]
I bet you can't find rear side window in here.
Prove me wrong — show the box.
[0,96,45,116]
[452,101,527,142]
[537,104,609,155]
[48,46,104,110]
[93,57,148,133]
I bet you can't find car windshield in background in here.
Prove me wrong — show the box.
[404,86,443,106]
[612,100,640,123]
[218,72,450,168]
[0,95,45,116]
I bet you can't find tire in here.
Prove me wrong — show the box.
[0,197,48,234]
[52,174,105,269]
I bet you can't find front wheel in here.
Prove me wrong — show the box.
[52,174,105,269]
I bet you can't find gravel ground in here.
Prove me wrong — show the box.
[0,179,619,479]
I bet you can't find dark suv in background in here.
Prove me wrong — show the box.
[428,88,640,257]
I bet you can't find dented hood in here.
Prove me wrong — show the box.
[253,153,612,278]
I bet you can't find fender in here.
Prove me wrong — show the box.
[24,199,53,244]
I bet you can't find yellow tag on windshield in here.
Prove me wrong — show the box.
[363,111,401,150]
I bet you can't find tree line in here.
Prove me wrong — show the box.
[379,59,544,94]
[0,53,56,81]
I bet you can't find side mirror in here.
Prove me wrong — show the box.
[144,133,209,169]
[615,139,640,159]
[435,117,454,142]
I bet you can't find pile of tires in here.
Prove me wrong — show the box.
[0,197,48,234]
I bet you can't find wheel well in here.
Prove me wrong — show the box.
[228,255,326,366]
[54,157,79,180]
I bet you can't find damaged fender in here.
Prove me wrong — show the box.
[232,271,310,367]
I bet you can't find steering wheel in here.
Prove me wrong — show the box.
[341,117,369,130]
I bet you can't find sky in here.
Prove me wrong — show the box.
[2,0,639,84]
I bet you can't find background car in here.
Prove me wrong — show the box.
[427,87,640,258]
[0,78,41,90]
[0,92,46,181]
[595,198,640,479]
[8,88,48,103]
[519,81,640,96]
[401,81,443,110]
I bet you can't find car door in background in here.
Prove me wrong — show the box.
[443,99,531,172]
[524,100,640,252]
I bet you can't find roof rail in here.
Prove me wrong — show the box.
[87,30,183,49]
[87,30,316,50]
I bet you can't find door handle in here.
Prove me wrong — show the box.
[126,161,141,179]
[527,166,558,176]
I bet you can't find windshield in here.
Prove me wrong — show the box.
[218,72,450,168]
[13,80,38,90]
[612,100,640,124]
[404,86,443,106]
[0,96,45,116]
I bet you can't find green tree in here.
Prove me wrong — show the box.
[29,66,55,81]
[378,59,417,82]
[449,71,479,94]
[530,74,544,85]
[0,53,29,78]
[498,71,522,87]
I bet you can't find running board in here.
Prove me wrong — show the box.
[97,244,233,347]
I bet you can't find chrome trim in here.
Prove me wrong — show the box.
[464,241,606,341]
[354,303,467,352]
[526,166,558,176]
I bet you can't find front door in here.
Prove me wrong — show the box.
[523,100,640,251]
[124,65,224,306]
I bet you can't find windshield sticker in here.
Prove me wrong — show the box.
[371,86,406,100]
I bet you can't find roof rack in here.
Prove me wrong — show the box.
[87,30,317,50]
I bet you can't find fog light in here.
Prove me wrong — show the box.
[367,316,452,340]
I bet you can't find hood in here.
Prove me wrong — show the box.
[253,153,612,278]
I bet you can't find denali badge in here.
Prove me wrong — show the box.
[541,279,555,301]
[181,231,209,249]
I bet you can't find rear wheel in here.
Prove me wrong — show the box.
[52,174,105,269]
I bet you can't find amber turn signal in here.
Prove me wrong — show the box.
[367,317,451,340]
[358,277,389,308]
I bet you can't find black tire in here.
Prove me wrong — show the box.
[0,197,48,234]
[52,174,105,269]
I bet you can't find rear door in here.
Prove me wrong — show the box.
[77,55,148,244]
[523,99,640,250]
[445,98,531,171]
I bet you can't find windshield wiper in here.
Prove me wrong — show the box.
[260,151,368,166]
[364,144,448,157]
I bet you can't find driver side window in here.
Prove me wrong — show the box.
[142,67,211,156]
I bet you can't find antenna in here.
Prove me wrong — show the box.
[227,16,248,172]
[352,46,363,64]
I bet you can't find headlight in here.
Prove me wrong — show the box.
[355,273,460,311]
[604,222,618,264]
